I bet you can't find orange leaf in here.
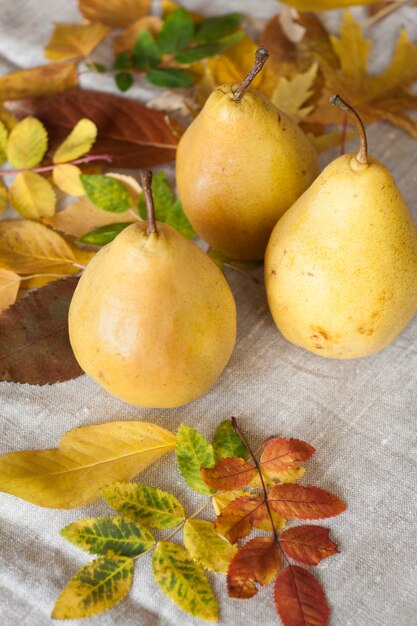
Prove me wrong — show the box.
[215,495,265,543]
[79,0,151,27]
[268,485,346,520]
[200,457,256,490]
[260,438,315,474]
[227,537,281,599]
[279,525,338,565]
[274,565,329,626]
[0,63,77,101]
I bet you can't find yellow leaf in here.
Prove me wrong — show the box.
[0,120,8,165]
[0,105,18,131]
[106,172,142,206]
[255,509,286,532]
[0,62,78,101]
[43,196,134,239]
[9,172,56,219]
[329,12,371,85]
[271,62,318,124]
[53,119,97,164]
[281,0,379,9]
[212,489,247,515]
[0,179,8,214]
[79,0,151,27]
[52,164,85,196]
[7,117,48,169]
[0,268,20,313]
[0,421,176,508]
[0,220,76,274]
[44,22,110,61]
[271,464,306,484]
[21,243,95,289]
[183,519,237,574]
[114,16,163,55]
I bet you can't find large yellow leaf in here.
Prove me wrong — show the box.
[0,120,8,164]
[79,0,151,27]
[9,171,56,219]
[0,268,20,313]
[7,117,48,169]
[21,243,95,289]
[0,179,8,214]
[53,119,97,164]
[0,62,78,101]
[281,0,378,9]
[0,421,176,508]
[52,164,85,196]
[271,62,318,124]
[44,22,110,61]
[0,220,76,274]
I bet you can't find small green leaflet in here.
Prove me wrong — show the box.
[115,71,133,92]
[212,420,249,461]
[60,516,155,557]
[194,13,242,44]
[52,557,134,619]
[147,68,193,88]
[183,519,237,574]
[175,32,244,64]
[86,62,107,73]
[176,425,215,495]
[113,52,130,70]
[80,175,131,213]
[157,8,194,55]
[102,482,186,530]
[133,31,160,70]
[152,542,219,622]
[78,222,133,246]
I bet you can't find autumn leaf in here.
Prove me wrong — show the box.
[212,419,249,461]
[9,172,56,219]
[274,565,329,626]
[53,118,97,163]
[201,457,256,491]
[227,537,281,599]
[183,519,238,574]
[7,117,47,169]
[281,0,378,9]
[44,22,110,61]
[79,0,151,27]
[268,484,347,519]
[0,268,20,313]
[0,180,7,214]
[0,421,176,508]
[215,494,265,543]
[176,424,216,495]
[81,174,132,213]
[270,62,318,124]
[78,222,132,246]
[279,525,338,566]
[114,16,163,55]
[0,120,8,164]
[260,438,315,475]
[0,63,77,101]
[52,164,85,196]
[212,489,247,515]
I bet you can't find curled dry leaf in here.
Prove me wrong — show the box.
[268,484,347,519]
[279,525,338,566]
[1,63,78,101]
[274,565,329,626]
[227,537,281,599]
[0,268,20,313]
[201,457,256,490]
[44,22,110,61]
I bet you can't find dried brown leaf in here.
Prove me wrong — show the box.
[1,63,78,101]
[79,0,151,27]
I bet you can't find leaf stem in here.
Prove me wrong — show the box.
[21,272,77,281]
[139,170,157,236]
[329,95,368,165]
[232,47,269,101]
[363,0,411,30]
[0,154,113,177]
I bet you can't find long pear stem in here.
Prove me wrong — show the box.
[330,95,368,165]
[139,170,157,236]
[232,47,269,102]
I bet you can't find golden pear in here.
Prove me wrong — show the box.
[265,96,417,359]
[176,47,319,261]
[69,172,236,407]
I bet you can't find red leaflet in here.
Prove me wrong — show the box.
[279,525,338,566]
[260,438,315,473]
[200,457,256,490]
[268,484,346,520]
[227,537,281,599]
[274,566,329,626]
[215,495,265,543]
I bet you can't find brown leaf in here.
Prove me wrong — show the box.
[200,457,256,490]
[227,537,281,599]
[279,525,338,566]
[268,484,347,520]
[114,16,163,55]
[215,495,265,543]
[1,63,78,101]
[260,438,315,474]
[274,565,329,626]
[8,89,178,168]
[0,276,82,384]
[79,0,151,27]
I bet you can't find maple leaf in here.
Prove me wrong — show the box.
[268,484,347,520]
[279,525,338,566]
[227,537,281,599]
[270,62,319,124]
[274,565,329,626]
[200,457,256,490]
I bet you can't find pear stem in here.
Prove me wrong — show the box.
[330,95,368,165]
[232,47,269,101]
[139,170,157,236]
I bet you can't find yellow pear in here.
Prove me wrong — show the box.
[69,172,236,407]
[176,47,319,261]
[265,96,417,359]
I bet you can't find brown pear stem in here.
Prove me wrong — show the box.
[139,170,157,236]
[232,47,269,101]
[330,95,368,165]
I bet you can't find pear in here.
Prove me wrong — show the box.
[265,95,417,359]
[176,47,319,261]
[68,171,236,407]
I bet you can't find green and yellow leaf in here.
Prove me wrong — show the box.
[0,120,8,164]
[183,519,237,574]
[176,424,215,495]
[0,62,78,101]
[80,174,131,212]
[212,420,249,461]
[45,22,110,61]
[212,489,247,516]
[52,164,85,196]
[7,117,48,169]
[270,62,318,124]
[53,119,97,164]
[0,268,20,313]
[9,171,56,219]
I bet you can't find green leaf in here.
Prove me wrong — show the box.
[158,8,194,55]
[115,71,133,92]
[102,482,186,529]
[152,541,219,622]
[183,519,237,574]
[78,222,133,246]
[194,13,242,44]
[86,62,107,72]
[133,31,160,70]
[176,31,244,64]
[164,200,195,239]
[52,557,133,619]
[113,52,131,70]
[212,420,249,461]
[60,515,155,557]
[80,174,131,213]
[146,68,193,88]
[176,424,215,495]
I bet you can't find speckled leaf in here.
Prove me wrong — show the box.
[0,268,20,313]
[9,171,56,219]
[52,557,133,619]
[7,116,47,169]
[78,222,132,246]
[81,174,131,213]
[53,119,97,163]
[176,425,215,495]
[102,483,185,529]
[212,420,249,461]
[61,515,155,557]
[152,541,219,622]
[52,164,85,196]
[184,519,237,574]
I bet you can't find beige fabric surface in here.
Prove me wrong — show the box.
[1,1,417,625]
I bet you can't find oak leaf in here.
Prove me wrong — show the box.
[79,0,151,27]
[279,525,338,566]
[200,457,256,491]
[268,484,346,519]
[183,519,238,574]
[260,437,315,474]
[227,537,281,599]
[7,117,47,169]
[0,63,78,101]
[53,118,97,163]
[274,565,329,626]
[44,22,110,61]
[9,171,56,219]
[0,268,20,313]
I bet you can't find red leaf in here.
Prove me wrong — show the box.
[274,565,330,626]
[215,495,265,543]
[227,537,281,599]
[260,438,315,473]
[201,457,256,490]
[0,277,83,384]
[8,89,178,168]
[279,525,338,566]
[268,484,346,520]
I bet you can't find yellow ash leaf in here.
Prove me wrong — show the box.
[114,16,162,55]
[0,120,8,165]
[52,164,85,196]
[0,421,176,508]
[53,119,97,164]
[7,117,48,170]
[271,62,318,124]
[183,519,237,574]
[79,0,151,27]
[0,268,20,313]
[280,0,379,9]
[0,179,8,214]
[0,62,78,101]
[212,489,247,515]
[106,172,142,207]
[44,22,110,61]
[9,172,56,220]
